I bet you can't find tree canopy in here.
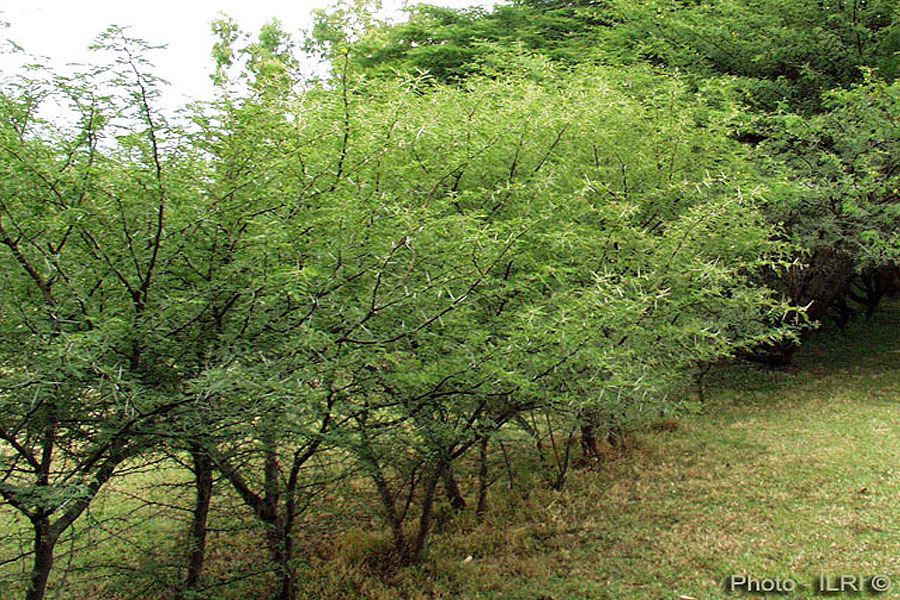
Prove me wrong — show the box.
[1,2,899,598]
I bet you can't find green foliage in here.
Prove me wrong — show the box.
[1,14,803,599]
[337,0,900,113]
[802,77,900,267]
[613,0,900,112]
[742,75,900,321]
[322,1,621,82]
[230,61,792,561]
[211,15,299,96]
[320,0,900,337]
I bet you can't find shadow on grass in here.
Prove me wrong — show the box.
[701,300,900,405]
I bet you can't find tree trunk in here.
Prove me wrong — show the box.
[25,518,57,600]
[442,466,466,511]
[367,458,407,558]
[475,436,490,521]
[411,464,443,563]
[579,411,600,460]
[606,425,624,450]
[863,270,885,318]
[264,519,296,600]
[277,533,295,600]
[262,453,296,600]
[180,445,214,597]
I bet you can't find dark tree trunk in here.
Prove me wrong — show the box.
[832,294,855,329]
[862,270,886,318]
[180,445,214,598]
[371,471,406,558]
[475,436,490,521]
[25,518,57,600]
[606,425,624,449]
[277,531,295,600]
[579,411,600,460]
[411,464,443,563]
[442,466,466,511]
[738,338,799,367]
[17,441,125,600]
[263,519,295,600]
[261,440,296,600]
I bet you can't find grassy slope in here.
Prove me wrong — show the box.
[326,303,900,600]
[2,305,898,600]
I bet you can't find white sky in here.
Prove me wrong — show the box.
[0,0,497,108]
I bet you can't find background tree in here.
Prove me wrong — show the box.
[752,75,900,327]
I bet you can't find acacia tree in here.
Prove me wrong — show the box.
[0,30,200,600]
[0,27,301,600]
[285,60,798,561]
[1,15,801,600]
[176,20,535,589]
[754,76,900,327]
